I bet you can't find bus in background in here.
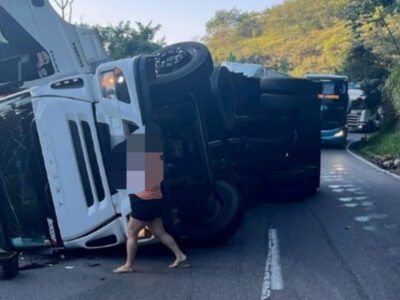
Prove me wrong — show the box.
[305,74,349,148]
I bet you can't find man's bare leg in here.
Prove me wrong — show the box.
[148,218,188,268]
[114,217,146,273]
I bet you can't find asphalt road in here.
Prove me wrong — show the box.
[1,133,400,300]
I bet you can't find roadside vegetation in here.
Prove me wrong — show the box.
[359,125,400,156]
[93,21,164,59]
[358,63,400,169]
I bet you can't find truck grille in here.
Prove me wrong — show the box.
[347,113,361,129]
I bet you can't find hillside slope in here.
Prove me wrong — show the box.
[204,0,353,76]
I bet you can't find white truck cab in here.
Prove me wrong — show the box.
[0,0,157,249]
[0,57,153,250]
[347,87,380,132]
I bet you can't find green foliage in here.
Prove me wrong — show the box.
[226,52,237,62]
[205,9,263,39]
[359,124,400,156]
[204,1,352,75]
[341,44,387,82]
[341,43,388,110]
[204,0,400,78]
[93,21,164,59]
[383,64,400,124]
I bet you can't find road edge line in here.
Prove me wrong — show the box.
[346,141,400,181]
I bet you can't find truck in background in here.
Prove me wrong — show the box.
[347,85,382,133]
[305,74,349,148]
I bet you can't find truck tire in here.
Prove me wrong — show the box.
[179,180,245,244]
[260,78,321,95]
[209,66,237,131]
[149,42,214,97]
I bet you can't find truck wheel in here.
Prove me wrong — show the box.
[209,66,237,131]
[149,42,214,94]
[179,180,245,244]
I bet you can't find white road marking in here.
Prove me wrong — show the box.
[339,197,353,202]
[354,216,370,222]
[261,229,284,300]
[362,225,377,232]
[360,201,374,207]
[323,179,344,182]
[342,203,358,208]
[354,214,388,223]
[329,184,354,188]
[369,213,388,220]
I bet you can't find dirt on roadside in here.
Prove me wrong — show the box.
[349,141,400,176]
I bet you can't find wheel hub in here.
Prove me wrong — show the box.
[155,47,192,75]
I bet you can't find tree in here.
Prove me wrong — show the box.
[383,64,400,124]
[342,43,388,110]
[345,0,400,56]
[203,1,353,75]
[226,52,237,62]
[94,21,164,59]
[238,54,271,66]
[342,43,388,82]
[342,1,400,110]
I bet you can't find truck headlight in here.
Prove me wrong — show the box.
[334,130,345,138]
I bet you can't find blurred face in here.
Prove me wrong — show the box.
[126,125,164,194]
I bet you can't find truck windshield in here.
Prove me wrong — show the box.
[0,93,54,249]
[350,99,366,110]
[0,6,55,87]
[305,76,349,130]
[321,81,347,95]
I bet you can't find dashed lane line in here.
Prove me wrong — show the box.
[261,228,284,300]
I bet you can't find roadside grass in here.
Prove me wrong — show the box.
[358,123,400,156]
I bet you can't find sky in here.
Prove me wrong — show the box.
[63,0,284,44]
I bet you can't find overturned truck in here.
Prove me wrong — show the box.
[0,0,321,251]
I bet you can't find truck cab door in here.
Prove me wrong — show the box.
[93,62,144,217]
[95,60,143,138]
[34,95,118,245]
